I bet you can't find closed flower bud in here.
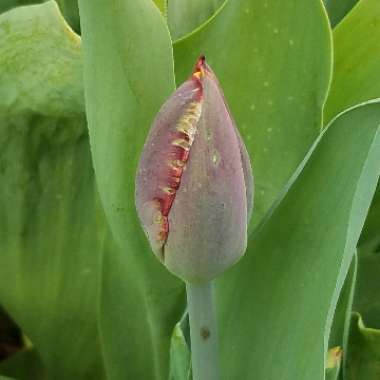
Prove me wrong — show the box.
[135,56,253,283]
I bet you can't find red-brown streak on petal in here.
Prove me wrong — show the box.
[168,146,189,162]
[136,71,204,259]
[158,100,203,222]
[136,55,209,258]
[175,131,191,142]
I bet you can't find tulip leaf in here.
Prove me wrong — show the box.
[0,2,105,378]
[78,0,185,379]
[167,0,225,41]
[324,0,380,123]
[346,313,380,380]
[0,1,83,115]
[215,101,380,380]
[174,0,332,231]
[323,0,358,27]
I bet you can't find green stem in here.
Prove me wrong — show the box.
[186,281,219,380]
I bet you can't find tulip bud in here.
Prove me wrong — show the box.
[135,56,253,283]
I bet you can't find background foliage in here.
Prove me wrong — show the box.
[0,0,379,379]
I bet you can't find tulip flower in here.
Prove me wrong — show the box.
[135,56,253,284]
[136,55,253,380]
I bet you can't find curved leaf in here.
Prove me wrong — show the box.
[0,1,83,116]
[0,2,104,378]
[324,0,380,123]
[78,0,185,379]
[216,101,380,380]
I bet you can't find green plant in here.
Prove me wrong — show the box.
[0,0,380,379]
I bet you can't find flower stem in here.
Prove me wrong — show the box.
[186,281,219,380]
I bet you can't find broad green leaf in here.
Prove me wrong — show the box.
[346,313,380,380]
[215,101,380,380]
[78,0,185,379]
[323,0,358,27]
[0,1,83,116]
[174,0,332,231]
[167,0,225,40]
[324,0,380,123]
[0,2,105,378]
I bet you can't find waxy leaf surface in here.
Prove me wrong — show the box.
[78,0,185,378]
[324,0,380,123]
[0,2,104,378]
[216,101,380,380]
